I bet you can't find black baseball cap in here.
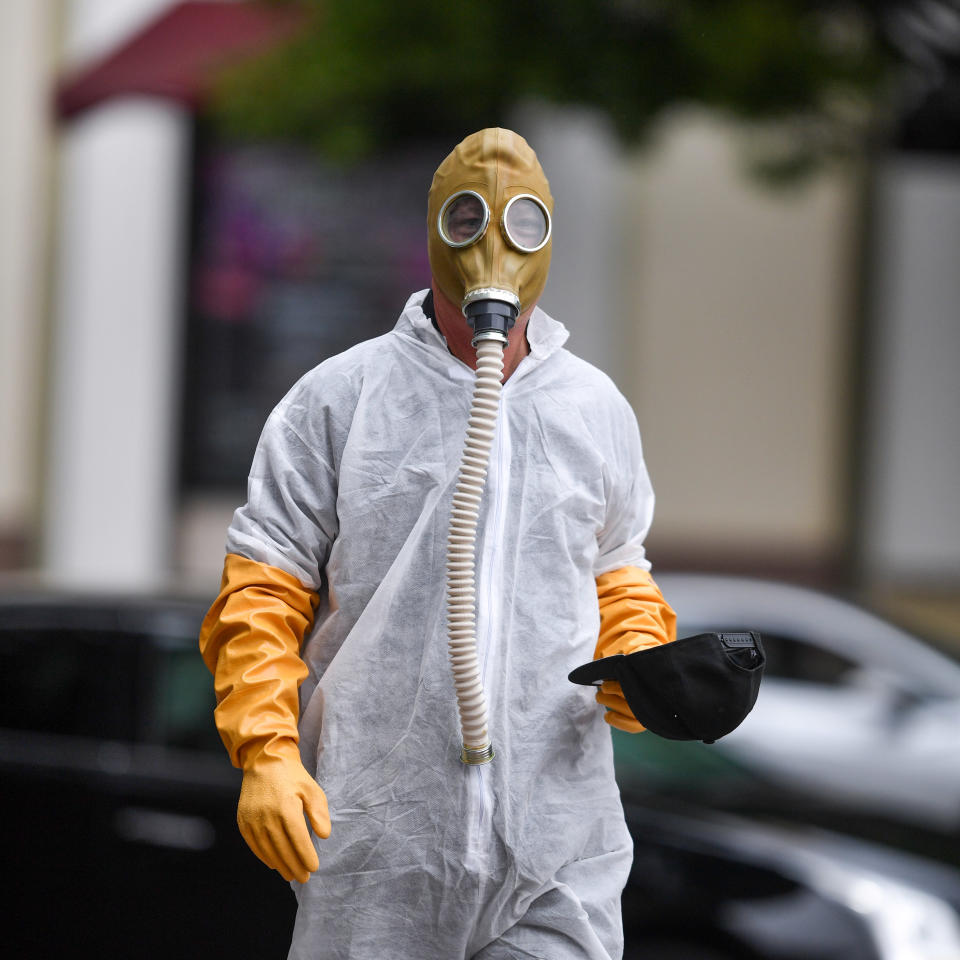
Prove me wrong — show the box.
[568,632,764,743]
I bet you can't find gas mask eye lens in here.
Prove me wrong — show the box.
[502,195,551,252]
[439,191,490,248]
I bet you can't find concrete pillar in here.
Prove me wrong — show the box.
[43,99,190,587]
[863,156,960,582]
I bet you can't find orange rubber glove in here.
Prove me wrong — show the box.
[594,566,677,732]
[199,553,330,883]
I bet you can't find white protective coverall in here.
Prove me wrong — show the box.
[225,289,656,959]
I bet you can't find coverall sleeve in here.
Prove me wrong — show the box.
[226,403,340,590]
[593,399,676,731]
[199,399,341,767]
[595,398,654,576]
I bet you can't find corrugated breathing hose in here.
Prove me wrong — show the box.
[446,337,504,765]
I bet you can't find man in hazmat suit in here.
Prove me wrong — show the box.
[200,127,676,960]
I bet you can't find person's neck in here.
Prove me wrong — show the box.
[431,280,533,382]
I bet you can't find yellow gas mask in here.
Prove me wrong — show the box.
[428,128,553,344]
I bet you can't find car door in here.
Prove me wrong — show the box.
[717,628,960,831]
[0,619,140,953]
[115,625,296,958]
[0,603,296,959]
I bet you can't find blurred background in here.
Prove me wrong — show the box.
[1,0,958,640]
[0,0,957,634]
[3,2,960,957]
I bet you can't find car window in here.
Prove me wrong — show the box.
[681,625,858,686]
[755,631,858,685]
[0,628,138,740]
[149,644,222,754]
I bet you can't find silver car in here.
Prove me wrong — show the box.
[614,573,960,959]
[653,573,960,833]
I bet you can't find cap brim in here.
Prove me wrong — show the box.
[568,655,626,687]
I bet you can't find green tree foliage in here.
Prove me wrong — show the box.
[209,0,891,177]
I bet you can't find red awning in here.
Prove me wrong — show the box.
[56,1,304,120]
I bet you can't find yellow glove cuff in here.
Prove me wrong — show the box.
[593,566,677,731]
[199,553,320,769]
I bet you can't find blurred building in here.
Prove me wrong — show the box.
[1,1,957,638]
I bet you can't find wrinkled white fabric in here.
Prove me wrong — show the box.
[227,290,656,960]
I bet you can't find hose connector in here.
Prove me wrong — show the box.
[461,743,495,765]
[463,289,520,348]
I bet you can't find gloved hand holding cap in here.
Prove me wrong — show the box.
[570,631,765,743]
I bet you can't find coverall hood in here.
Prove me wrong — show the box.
[428,128,553,315]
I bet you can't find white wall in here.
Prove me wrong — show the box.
[863,156,960,581]
[625,109,860,562]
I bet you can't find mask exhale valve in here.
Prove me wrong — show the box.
[464,296,518,347]
[446,296,519,765]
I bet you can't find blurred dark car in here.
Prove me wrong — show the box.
[2,584,960,959]
[0,593,295,957]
